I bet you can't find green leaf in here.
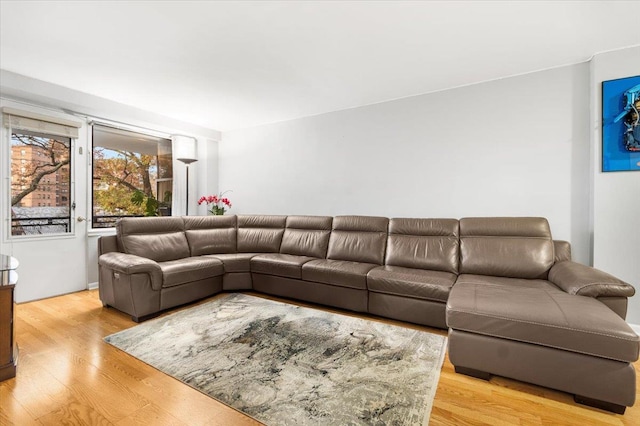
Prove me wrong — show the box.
[130,189,145,206]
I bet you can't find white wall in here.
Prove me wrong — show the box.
[591,46,640,324]
[196,138,220,216]
[220,64,591,263]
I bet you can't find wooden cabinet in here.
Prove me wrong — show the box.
[0,255,18,382]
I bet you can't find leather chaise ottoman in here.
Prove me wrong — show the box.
[447,280,639,413]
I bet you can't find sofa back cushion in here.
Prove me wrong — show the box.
[184,215,237,256]
[459,217,554,279]
[117,217,190,262]
[237,215,286,253]
[327,216,388,264]
[280,215,333,258]
[386,218,460,274]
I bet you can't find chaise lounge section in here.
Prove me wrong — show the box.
[97,214,639,413]
[446,217,638,413]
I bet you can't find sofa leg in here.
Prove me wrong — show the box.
[455,366,491,381]
[132,312,160,323]
[574,395,626,414]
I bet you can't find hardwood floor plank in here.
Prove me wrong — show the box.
[0,383,41,426]
[1,353,76,420]
[430,401,521,426]
[2,289,638,425]
[29,349,150,423]
[130,369,261,426]
[37,398,114,426]
[114,403,187,426]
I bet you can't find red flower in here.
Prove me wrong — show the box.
[198,191,233,213]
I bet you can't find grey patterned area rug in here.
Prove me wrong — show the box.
[105,293,447,425]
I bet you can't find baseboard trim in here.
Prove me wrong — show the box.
[87,282,99,290]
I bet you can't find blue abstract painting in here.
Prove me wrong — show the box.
[602,75,640,172]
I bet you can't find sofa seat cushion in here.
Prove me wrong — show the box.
[159,257,224,288]
[367,266,456,303]
[302,259,378,290]
[251,254,317,279]
[447,281,640,363]
[455,274,561,291]
[204,253,260,273]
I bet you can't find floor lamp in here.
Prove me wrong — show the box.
[173,135,198,216]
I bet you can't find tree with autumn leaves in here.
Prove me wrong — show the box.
[93,148,157,216]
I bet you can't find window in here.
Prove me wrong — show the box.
[4,107,81,237]
[92,124,173,228]
[10,131,72,236]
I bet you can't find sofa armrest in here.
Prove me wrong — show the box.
[99,252,163,291]
[549,261,635,298]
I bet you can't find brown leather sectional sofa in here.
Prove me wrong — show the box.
[98,215,639,414]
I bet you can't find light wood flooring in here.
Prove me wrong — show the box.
[1,289,639,425]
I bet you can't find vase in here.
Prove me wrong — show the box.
[210,206,226,215]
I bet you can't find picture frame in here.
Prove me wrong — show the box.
[601,75,640,172]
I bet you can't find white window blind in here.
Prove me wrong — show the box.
[2,107,82,139]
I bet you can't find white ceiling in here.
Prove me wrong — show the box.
[1,1,639,132]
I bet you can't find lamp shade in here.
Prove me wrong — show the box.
[172,135,198,162]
